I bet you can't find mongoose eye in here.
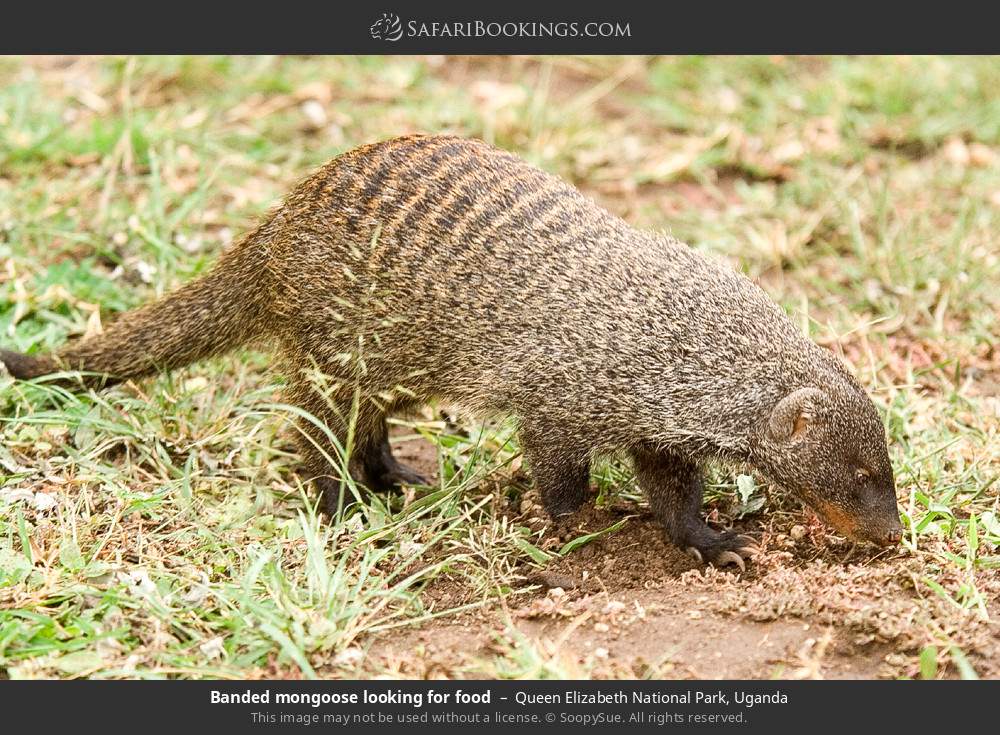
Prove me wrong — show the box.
[855,468,871,484]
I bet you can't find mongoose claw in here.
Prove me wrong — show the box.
[366,458,429,493]
[714,550,746,572]
[382,465,429,489]
[733,536,760,557]
[678,528,758,570]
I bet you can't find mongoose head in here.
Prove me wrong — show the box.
[756,384,903,546]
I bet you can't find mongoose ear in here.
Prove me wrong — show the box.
[768,387,826,441]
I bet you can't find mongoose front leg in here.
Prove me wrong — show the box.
[521,432,591,519]
[632,447,757,570]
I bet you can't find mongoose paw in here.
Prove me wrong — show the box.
[314,476,344,517]
[369,460,429,493]
[681,530,758,572]
[538,485,589,519]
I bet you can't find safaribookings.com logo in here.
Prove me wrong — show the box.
[369,13,631,42]
[370,13,404,41]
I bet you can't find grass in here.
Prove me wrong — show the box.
[1,55,999,680]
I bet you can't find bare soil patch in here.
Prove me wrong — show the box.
[363,435,1000,680]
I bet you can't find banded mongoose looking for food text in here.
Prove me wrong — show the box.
[1,135,904,567]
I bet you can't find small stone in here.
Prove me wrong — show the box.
[135,261,157,284]
[199,637,225,659]
[300,100,327,131]
[943,138,970,166]
[334,647,364,666]
[717,87,741,113]
[594,622,609,633]
[790,525,808,540]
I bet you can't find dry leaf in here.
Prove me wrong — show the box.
[469,80,526,112]
[294,81,333,104]
[968,143,996,167]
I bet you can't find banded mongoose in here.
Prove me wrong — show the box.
[1,135,904,567]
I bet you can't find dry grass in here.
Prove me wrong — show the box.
[1,55,998,680]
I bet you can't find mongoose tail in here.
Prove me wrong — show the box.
[1,135,904,569]
[0,232,270,387]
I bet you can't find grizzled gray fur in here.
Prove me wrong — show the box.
[0,135,903,568]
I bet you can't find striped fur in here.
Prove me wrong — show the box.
[1,135,902,563]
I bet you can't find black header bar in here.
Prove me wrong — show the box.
[2,1,998,54]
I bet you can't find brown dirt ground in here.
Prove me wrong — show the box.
[350,431,1000,681]
[6,56,998,682]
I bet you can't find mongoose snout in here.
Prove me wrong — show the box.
[756,386,903,547]
[0,134,904,569]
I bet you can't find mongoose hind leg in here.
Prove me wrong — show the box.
[356,417,429,493]
[286,380,427,514]
[288,398,354,516]
[632,447,758,570]
[296,418,428,514]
